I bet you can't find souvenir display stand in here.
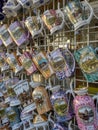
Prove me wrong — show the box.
[0,0,98,130]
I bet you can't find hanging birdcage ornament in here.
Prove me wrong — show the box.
[31,73,44,83]
[50,85,73,122]
[0,102,9,127]
[6,106,21,128]
[33,114,49,130]
[32,84,52,115]
[10,101,22,130]
[3,0,21,18]
[69,78,98,130]
[47,48,75,80]
[0,53,9,72]
[17,0,33,9]
[19,51,37,75]
[42,2,65,34]
[13,79,33,107]
[4,77,19,98]
[8,21,29,48]
[74,46,98,82]
[0,39,5,49]
[93,95,98,129]
[21,103,36,130]
[5,53,23,74]
[0,24,15,48]
[25,11,43,38]
[33,51,54,79]
[2,77,22,129]
[63,0,93,30]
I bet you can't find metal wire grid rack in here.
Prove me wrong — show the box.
[0,0,98,129]
[31,24,98,130]
[30,0,98,129]
[32,0,98,88]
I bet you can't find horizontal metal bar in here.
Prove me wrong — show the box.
[76,79,98,84]
[76,40,98,44]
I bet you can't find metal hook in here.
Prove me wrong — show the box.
[48,112,54,124]
[16,47,21,56]
[11,71,13,78]
[68,121,73,130]
[70,78,75,98]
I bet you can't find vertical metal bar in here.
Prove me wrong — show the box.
[73,29,77,130]
[62,0,66,87]
[63,0,65,8]
[74,30,77,89]
[87,25,90,46]
[87,25,90,88]
[53,0,55,10]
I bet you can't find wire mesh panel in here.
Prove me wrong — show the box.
[0,0,98,129]
[31,1,98,129]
